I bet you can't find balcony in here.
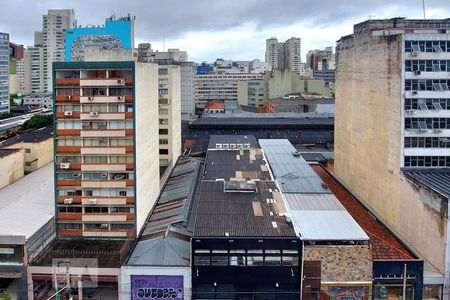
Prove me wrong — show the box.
[81,197,127,205]
[55,95,80,102]
[80,147,126,155]
[81,180,128,188]
[79,95,132,103]
[80,112,125,120]
[55,112,80,118]
[81,164,126,172]
[79,78,132,86]
[82,214,127,222]
[80,130,127,138]
[55,78,80,85]
[82,231,128,237]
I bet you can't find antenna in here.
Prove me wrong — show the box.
[163,36,166,52]
[422,0,426,19]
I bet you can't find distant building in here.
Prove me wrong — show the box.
[204,99,225,114]
[41,9,77,92]
[195,73,263,113]
[0,32,9,113]
[335,18,450,298]
[24,46,45,94]
[9,42,25,95]
[196,63,213,75]
[53,60,160,238]
[266,94,334,113]
[65,14,135,62]
[21,94,52,108]
[306,47,335,71]
[237,79,267,108]
[265,37,302,72]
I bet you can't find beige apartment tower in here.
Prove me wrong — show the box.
[335,19,450,297]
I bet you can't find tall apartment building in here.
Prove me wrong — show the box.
[41,9,77,92]
[24,46,45,94]
[265,37,301,72]
[158,65,181,169]
[195,73,263,112]
[65,14,135,62]
[0,32,9,113]
[53,61,160,238]
[306,47,335,71]
[9,42,25,95]
[335,19,450,298]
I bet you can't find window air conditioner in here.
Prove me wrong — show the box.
[414,70,421,75]
[64,111,73,116]
[117,79,125,84]
[412,91,418,95]
[66,95,72,100]
[100,224,108,229]
[405,109,416,114]
[101,172,108,178]
[117,96,124,100]
[63,198,73,204]
[89,199,97,205]
[411,51,419,57]
[434,129,443,133]
[60,163,71,169]
[89,112,99,117]
[88,96,94,101]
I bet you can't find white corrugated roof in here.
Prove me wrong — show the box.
[284,193,345,211]
[292,211,369,241]
[0,163,54,239]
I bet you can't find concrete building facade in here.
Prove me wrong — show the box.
[0,32,9,113]
[158,65,181,169]
[335,19,450,299]
[237,79,267,108]
[24,46,45,94]
[41,9,77,92]
[53,60,160,238]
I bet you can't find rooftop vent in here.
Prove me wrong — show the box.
[224,180,257,193]
[322,183,329,189]
[284,213,292,223]
[293,151,301,157]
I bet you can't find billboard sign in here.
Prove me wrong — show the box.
[131,275,183,300]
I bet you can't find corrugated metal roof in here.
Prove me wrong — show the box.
[127,157,203,266]
[402,168,450,199]
[292,211,369,241]
[283,193,345,211]
[0,163,54,239]
[259,139,331,194]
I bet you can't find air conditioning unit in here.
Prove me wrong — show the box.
[117,79,125,84]
[216,143,223,149]
[88,96,94,101]
[414,70,421,75]
[101,172,108,178]
[117,96,124,100]
[412,91,418,95]
[89,199,97,205]
[229,143,237,149]
[243,143,251,149]
[405,109,416,114]
[434,129,443,133]
[100,224,108,229]
[64,111,73,116]
[419,129,428,133]
[60,163,70,169]
[89,112,99,117]
[411,51,419,57]
[237,144,243,149]
[63,198,73,204]
[66,95,72,100]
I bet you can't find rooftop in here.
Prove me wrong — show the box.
[194,135,295,238]
[401,168,450,199]
[260,139,368,241]
[127,157,203,266]
[0,126,53,148]
[0,148,21,158]
[205,99,225,111]
[0,163,54,240]
[32,239,133,268]
[312,165,415,260]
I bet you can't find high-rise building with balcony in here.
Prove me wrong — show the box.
[53,60,160,238]
[0,32,9,113]
[335,19,450,297]
[42,9,77,92]
[24,46,45,94]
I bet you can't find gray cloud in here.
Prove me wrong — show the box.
[0,0,449,61]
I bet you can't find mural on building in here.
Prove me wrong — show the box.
[131,275,183,300]
[322,285,370,300]
[70,35,124,61]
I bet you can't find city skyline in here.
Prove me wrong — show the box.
[0,0,449,62]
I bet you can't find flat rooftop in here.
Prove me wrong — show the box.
[194,135,295,238]
[401,168,450,199]
[0,126,53,147]
[0,163,54,240]
[0,148,20,158]
[127,157,203,266]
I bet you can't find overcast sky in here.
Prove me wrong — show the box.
[1,0,449,62]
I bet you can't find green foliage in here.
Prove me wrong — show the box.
[0,112,13,120]
[23,114,53,130]
[0,291,12,300]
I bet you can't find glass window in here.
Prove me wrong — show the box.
[282,256,299,266]
[194,256,210,266]
[247,256,264,266]
[211,256,228,266]
[265,256,281,266]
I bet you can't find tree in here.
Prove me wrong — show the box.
[0,112,13,120]
[23,114,53,130]
[0,291,12,300]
